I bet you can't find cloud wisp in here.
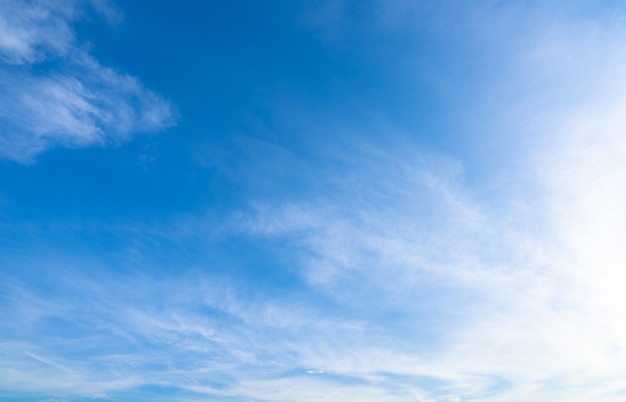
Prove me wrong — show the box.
[0,0,174,163]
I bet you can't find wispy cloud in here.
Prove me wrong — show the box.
[0,0,173,163]
[230,5,626,401]
[0,265,384,400]
[239,133,539,305]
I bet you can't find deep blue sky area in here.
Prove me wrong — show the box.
[4,1,470,227]
[3,1,626,401]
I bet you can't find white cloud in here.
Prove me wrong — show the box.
[0,268,392,400]
[0,0,173,162]
[0,0,75,65]
[241,140,539,310]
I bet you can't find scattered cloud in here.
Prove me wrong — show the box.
[4,1,626,402]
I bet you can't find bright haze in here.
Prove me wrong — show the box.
[2,1,626,401]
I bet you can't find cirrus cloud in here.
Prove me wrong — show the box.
[0,0,174,163]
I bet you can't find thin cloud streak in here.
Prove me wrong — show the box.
[0,267,387,400]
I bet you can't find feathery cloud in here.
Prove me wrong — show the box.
[0,0,173,162]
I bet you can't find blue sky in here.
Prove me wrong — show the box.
[3,0,626,401]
